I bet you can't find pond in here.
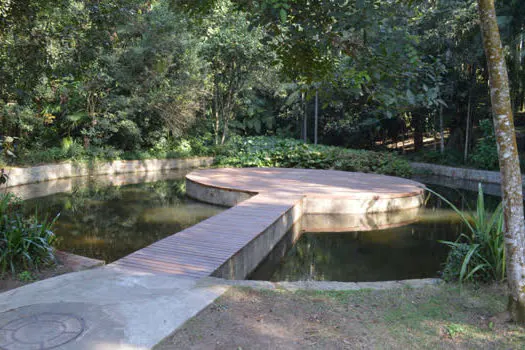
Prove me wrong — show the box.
[19,171,504,281]
[23,173,224,263]
[249,179,503,282]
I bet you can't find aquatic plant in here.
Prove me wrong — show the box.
[0,193,59,274]
[427,184,505,284]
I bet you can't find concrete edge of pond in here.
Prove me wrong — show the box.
[55,250,105,272]
[2,158,509,189]
[184,168,427,281]
[410,161,523,185]
[2,157,214,188]
[199,277,443,292]
[186,167,425,214]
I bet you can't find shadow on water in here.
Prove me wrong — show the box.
[22,175,224,263]
[250,178,504,282]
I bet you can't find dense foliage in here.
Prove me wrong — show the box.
[2,134,412,178]
[215,136,412,177]
[469,120,500,170]
[0,193,58,274]
[1,0,523,169]
[9,134,215,166]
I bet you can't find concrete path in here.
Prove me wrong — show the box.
[0,266,228,350]
[0,168,425,349]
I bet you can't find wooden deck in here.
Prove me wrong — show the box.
[112,168,425,279]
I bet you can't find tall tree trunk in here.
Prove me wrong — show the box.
[314,89,319,145]
[221,103,232,145]
[439,44,450,154]
[303,91,308,143]
[213,80,220,145]
[439,104,445,153]
[433,112,437,151]
[412,112,424,152]
[221,119,228,145]
[517,30,525,112]
[464,89,472,163]
[478,0,525,323]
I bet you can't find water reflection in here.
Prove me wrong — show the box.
[250,214,460,282]
[250,182,503,282]
[23,177,224,263]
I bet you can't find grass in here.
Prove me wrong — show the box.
[156,284,525,349]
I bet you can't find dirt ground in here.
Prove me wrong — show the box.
[0,264,73,293]
[155,284,525,350]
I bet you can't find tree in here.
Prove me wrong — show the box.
[100,1,206,149]
[179,0,525,322]
[478,0,525,323]
[199,0,272,144]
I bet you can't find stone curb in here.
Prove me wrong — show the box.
[200,277,443,292]
[54,251,105,272]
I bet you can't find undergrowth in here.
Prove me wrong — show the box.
[428,184,505,284]
[0,193,59,274]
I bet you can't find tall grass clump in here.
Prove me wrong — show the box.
[0,193,59,274]
[427,184,505,284]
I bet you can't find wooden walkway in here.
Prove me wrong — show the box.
[112,168,424,279]
[112,193,302,278]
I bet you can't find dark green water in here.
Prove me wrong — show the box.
[24,179,224,263]
[249,182,502,282]
[22,173,503,281]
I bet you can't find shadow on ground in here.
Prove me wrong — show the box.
[155,284,525,350]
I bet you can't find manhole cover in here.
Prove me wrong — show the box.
[0,313,84,350]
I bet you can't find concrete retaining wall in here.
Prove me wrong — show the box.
[9,169,193,200]
[302,208,421,232]
[212,198,303,280]
[186,179,256,207]
[303,194,424,214]
[3,157,214,188]
[410,162,523,185]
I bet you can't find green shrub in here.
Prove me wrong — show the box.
[17,270,34,282]
[112,120,143,151]
[410,149,463,167]
[173,139,192,157]
[86,146,124,161]
[12,134,217,165]
[16,144,125,165]
[469,120,499,170]
[0,193,59,274]
[10,135,410,178]
[428,184,505,284]
[61,137,84,159]
[215,136,412,177]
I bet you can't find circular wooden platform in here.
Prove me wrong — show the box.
[186,168,425,214]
